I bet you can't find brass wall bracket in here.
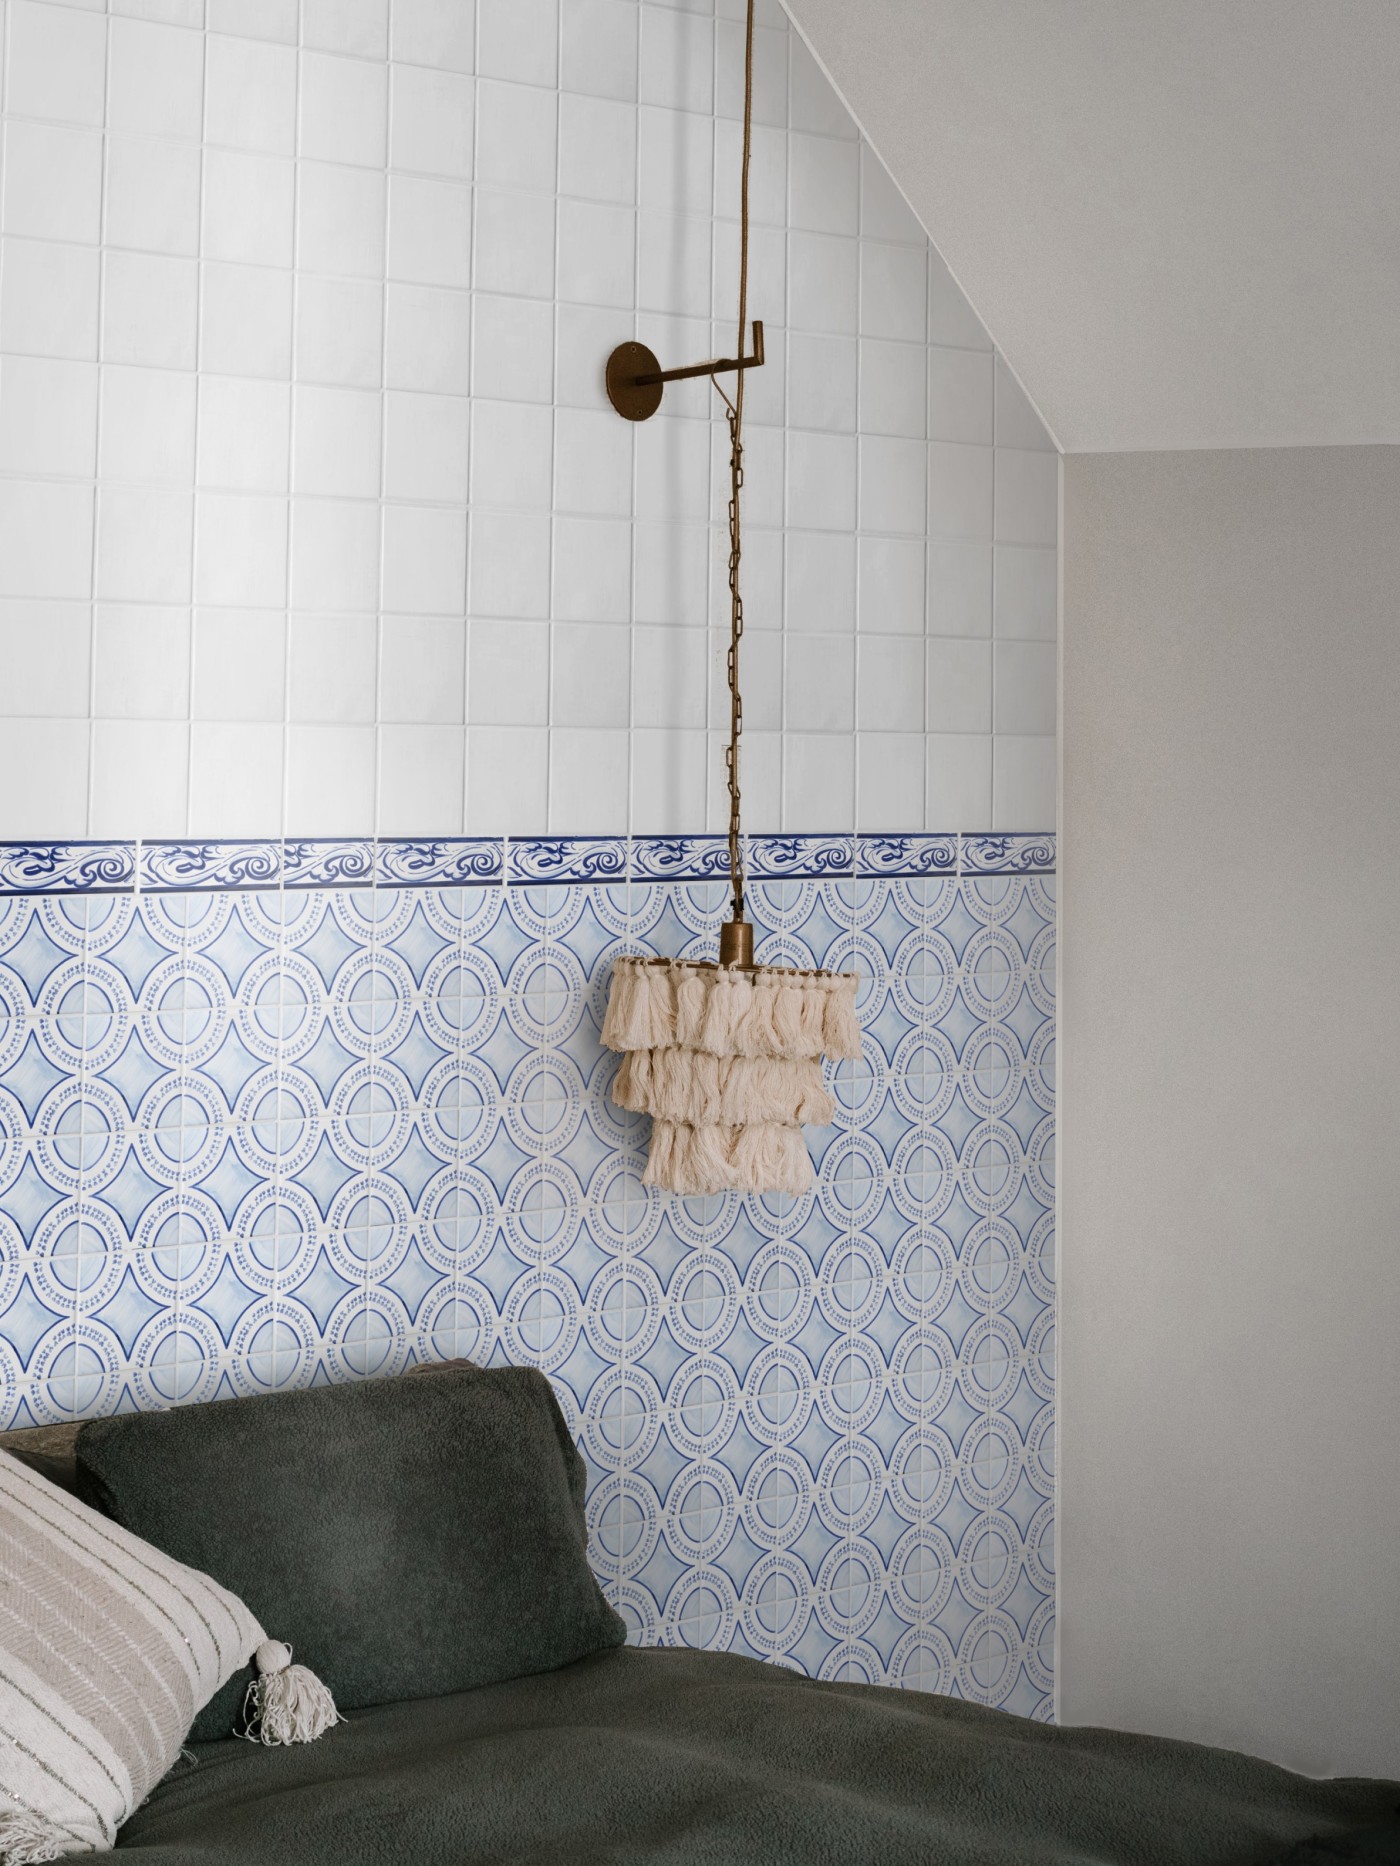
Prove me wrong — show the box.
[606,321,765,422]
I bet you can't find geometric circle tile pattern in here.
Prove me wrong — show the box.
[0,848,1053,1718]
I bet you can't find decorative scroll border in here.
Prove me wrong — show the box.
[506,836,628,887]
[0,842,137,894]
[628,835,733,884]
[961,833,1057,876]
[140,840,284,892]
[0,832,1054,897]
[854,834,958,879]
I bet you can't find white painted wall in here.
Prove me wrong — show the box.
[0,0,1056,843]
[784,0,1400,452]
[1060,446,1400,1778]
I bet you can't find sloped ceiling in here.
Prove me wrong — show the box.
[784,0,1400,453]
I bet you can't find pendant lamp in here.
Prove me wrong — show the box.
[600,0,861,1196]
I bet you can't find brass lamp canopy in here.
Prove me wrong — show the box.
[718,918,755,969]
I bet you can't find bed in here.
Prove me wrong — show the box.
[111,1646,1397,1865]
[2,1374,1395,1866]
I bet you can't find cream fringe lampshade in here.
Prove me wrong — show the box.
[598,0,861,1197]
[603,957,861,1196]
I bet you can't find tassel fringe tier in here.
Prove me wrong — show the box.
[643,1120,816,1197]
[604,955,861,1195]
[602,955,861,1062]
[613,1049,834,1128]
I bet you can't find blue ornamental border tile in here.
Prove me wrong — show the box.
[0,830,1056,897]
[747,834,855,880]
[375,838,503,887]
[0,841,137,895]
[506,836,628,887]
[855,834,958,879]
[961,833,1056,875]
[140,840,282,892]
[628,835,732,884]
[281,840,375,889]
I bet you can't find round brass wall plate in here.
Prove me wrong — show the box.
[606,341,664,421]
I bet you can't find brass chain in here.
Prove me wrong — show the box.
[721,0,755,927]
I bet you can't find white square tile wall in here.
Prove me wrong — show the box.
[0,0,1057,839]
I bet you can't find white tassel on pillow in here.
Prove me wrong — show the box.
[605,954,860,1196]
[0,1804,69,1866]
[241,1641,342,1747]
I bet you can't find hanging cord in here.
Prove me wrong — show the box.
[715,0,756,932]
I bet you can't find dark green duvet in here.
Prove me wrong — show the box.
[106,1647,1396,1866]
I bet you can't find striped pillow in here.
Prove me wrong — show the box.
[0,1451,263,1862]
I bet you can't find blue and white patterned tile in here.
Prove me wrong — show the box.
[630,836,734,886]
[960,833,1056,876]
[282,839,375,890]
[855,834,958,880]
[140,841,282,893]
[958,873,1031,932]
[137,894,235,964]
[891,875,961,932]
[748,834,855,882]
[1027,874,1055,921]
[237,885,321,950]
[746,875,818,937]
[0,834,1053,1710]
[20,894,92,959]
[374,838,504,889]
[818,874,888,933]
[29,1321,125,1423]
[0,842,137,898]
[506,836,629,888]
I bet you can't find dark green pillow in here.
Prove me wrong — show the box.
[75,1366,625,1739]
